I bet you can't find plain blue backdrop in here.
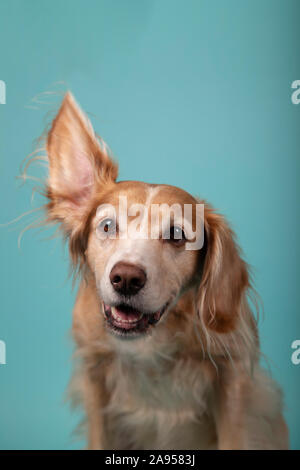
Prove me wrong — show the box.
[0,0,299,449]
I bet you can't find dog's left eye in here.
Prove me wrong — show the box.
[97,218,117,237]
[169,226,186,246]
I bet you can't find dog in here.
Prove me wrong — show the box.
[37,92,288,449]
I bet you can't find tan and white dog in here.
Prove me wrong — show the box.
[42,92,288,449]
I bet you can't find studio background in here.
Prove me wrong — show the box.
[0,0,299,450]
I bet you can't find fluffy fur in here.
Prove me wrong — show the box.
[33,92,288,449]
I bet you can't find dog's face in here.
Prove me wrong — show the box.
[86,181,203,338]
[46,93,249,341]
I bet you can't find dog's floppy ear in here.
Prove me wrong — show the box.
[197,206,249,333]
[46,92,118,231]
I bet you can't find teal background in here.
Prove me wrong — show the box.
[0,0,299,450]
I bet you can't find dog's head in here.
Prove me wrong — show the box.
[46,93,250,340]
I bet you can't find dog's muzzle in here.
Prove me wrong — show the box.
[102,302,168,338]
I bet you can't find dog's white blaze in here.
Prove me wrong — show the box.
[98,186,177,312]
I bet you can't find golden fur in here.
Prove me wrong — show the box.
[40,92,288,449]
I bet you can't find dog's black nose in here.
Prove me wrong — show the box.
[110,262,146,296]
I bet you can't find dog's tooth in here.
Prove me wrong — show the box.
[111,307,119,321]
[154,311,161,321]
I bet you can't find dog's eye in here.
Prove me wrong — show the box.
[169,226,186,246]
[97,218,117,237]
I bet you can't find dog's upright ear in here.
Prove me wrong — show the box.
[197,206,250,333]
[46,92,118,268]
[46,92,118,232]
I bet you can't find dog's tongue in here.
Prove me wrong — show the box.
[113,306,142,322]
[104,303,163,331]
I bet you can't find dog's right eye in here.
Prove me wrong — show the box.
[97,218,117,237]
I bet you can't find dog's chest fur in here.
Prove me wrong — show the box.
[103,338,217,450]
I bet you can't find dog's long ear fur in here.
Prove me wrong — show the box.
[46,92,118,267]
[197,205,250,333]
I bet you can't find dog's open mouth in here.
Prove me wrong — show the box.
[103,302,168,337]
